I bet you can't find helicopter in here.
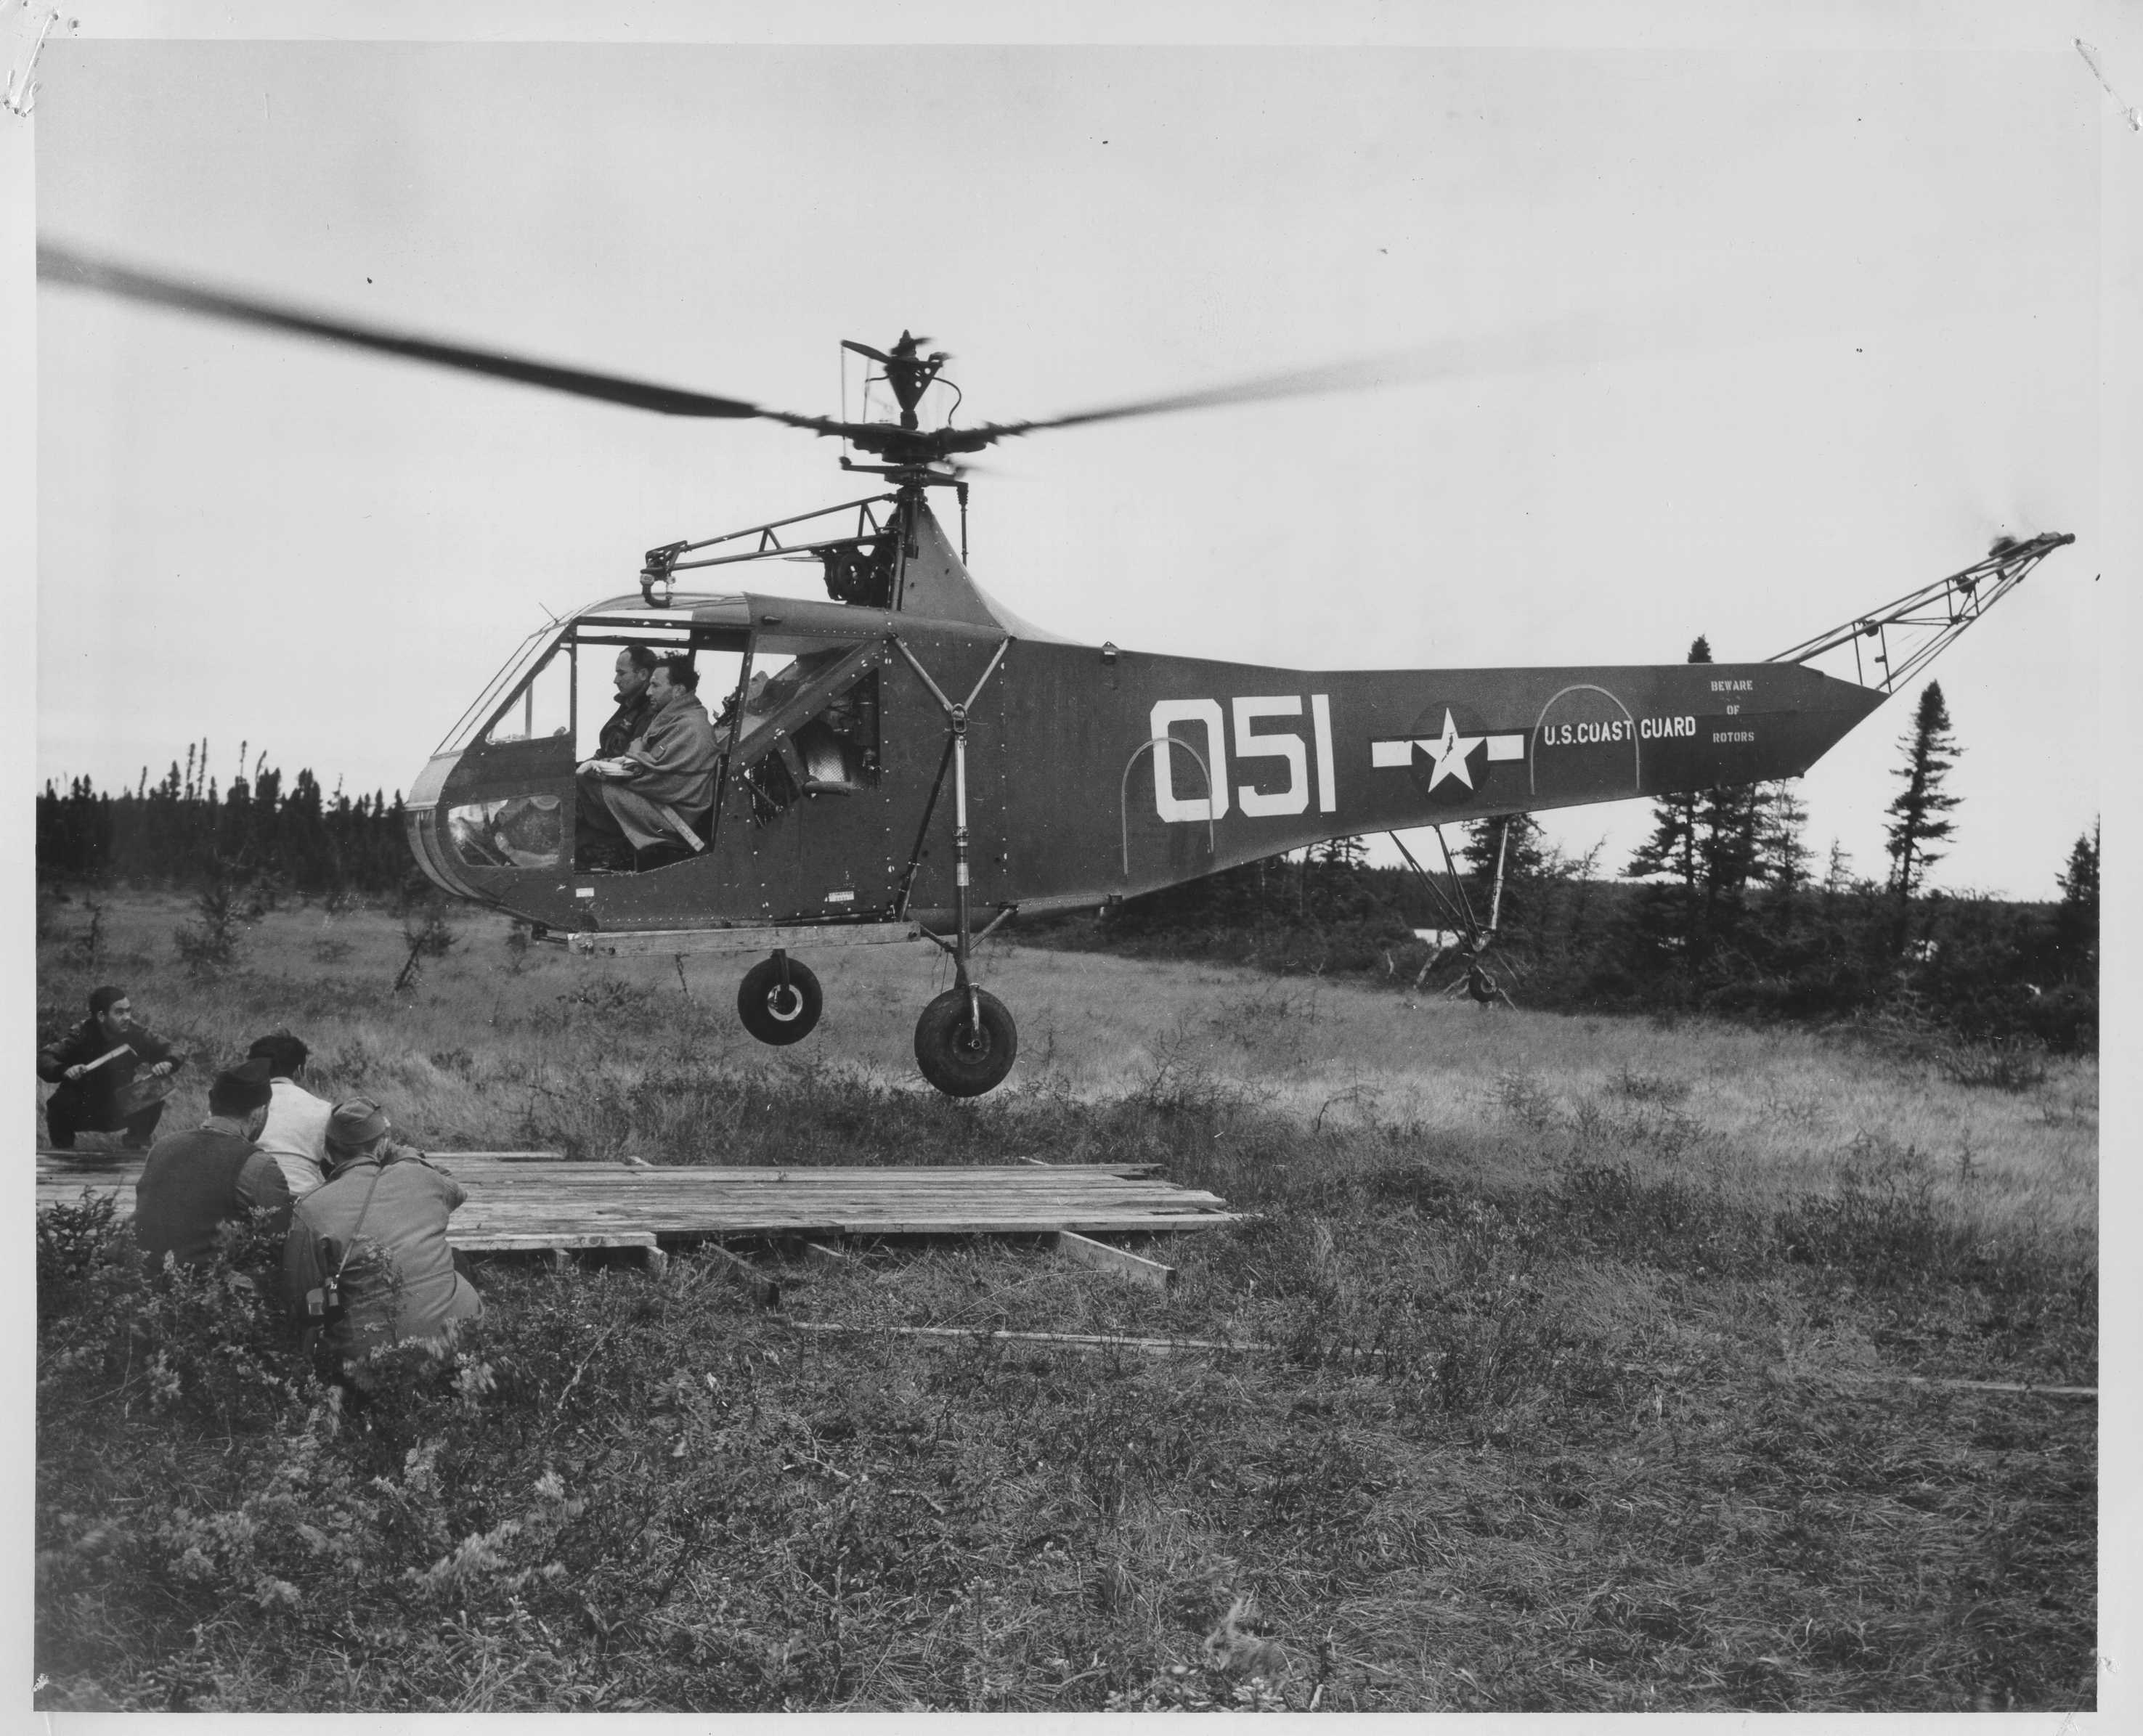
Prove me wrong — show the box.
[39,247,2076,1096]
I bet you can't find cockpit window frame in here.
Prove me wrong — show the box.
[436,622,559,757]
[437,615,755,759]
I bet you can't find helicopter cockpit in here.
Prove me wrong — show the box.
[408,590,895,908]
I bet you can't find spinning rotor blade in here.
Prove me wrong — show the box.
[44,243,1736,469]
[972,303,1739,445]
[38,243,837,430]
[984,353,1439,438]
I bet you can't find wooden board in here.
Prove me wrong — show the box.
[36,1145,567,1164]
[1056,1228,1177,1291]
[457,1229,656,1252]
[34,1152,1240,1250]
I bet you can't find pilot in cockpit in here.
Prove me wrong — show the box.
[574,656,722,871]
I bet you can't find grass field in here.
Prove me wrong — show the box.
[34,891,2098,1712]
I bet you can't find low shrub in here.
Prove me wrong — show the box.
[1773,1134,1979,1286]
[1935,1040,2049,1093]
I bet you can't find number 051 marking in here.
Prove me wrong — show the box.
[1149,695,1335,822]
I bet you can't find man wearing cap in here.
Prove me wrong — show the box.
[574,656,720,872]
[134,1058,291,1266]
[38,985,181,1150]
[247,1029,333,1199]
[284,1098,482,1370]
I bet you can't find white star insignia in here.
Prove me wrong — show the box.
[1415,709,1484,791]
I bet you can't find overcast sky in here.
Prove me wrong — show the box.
[25,15,2122,897]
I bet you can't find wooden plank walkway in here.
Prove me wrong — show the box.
[34,1152,1241,1252]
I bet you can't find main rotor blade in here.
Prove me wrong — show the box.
[38,243,836,429]
[981,354,1439,437]
[975,303,1744,443]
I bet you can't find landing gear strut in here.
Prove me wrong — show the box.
[1389,817,1519,1009]
[895,635,1020,1097]
[738,950,822,1045]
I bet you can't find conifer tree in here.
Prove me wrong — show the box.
[1884,680,1961,953]
[2053,819,2099,981]
[1822,837,1853,898]
[1460,812,1548,882]
[1696,781,1761,937]
[1315,834,1367,871]
[1753,781,1811,895]
[1302,833,1379,924]
[1460,812,1550,940]
[1623,635,1710,955]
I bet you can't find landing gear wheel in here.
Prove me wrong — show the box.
[914,987,1018,1097]
[737,957,823,1045]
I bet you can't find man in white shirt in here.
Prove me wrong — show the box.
[246,1029,333,1198]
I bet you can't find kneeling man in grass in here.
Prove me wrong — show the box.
[247,1027,333,1199]
[134,1058,290,1267]
[39,985,182,1150]
[285,1097,481,1379]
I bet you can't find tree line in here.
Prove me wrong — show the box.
[1044,664,2099,1054]
[37,741,414,899]
[34,701,2099,1054]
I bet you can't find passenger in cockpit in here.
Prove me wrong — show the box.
[574,656,722,871]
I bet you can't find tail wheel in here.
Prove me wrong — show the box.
[737,956,823,1045]
[914,987,1018,1097]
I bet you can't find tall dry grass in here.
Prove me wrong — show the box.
[34,892,2098,1713]
[37,891,2094,1236]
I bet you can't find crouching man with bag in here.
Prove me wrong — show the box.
[283,1098,481,1382]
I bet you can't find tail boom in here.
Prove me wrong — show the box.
[1049,650,1885,906]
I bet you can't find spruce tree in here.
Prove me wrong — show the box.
[2054,819,2099,981]
[1884,680,1961,953]
[1461,812,1548,883]
[1753,781,1811,896]
[1696,781,1761,940]
[1298,834,1377,926]
[1822,837,1853,898]
[1315,834,1367,871]
[1460,812,1550,940]
[1623,635,1711,957]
